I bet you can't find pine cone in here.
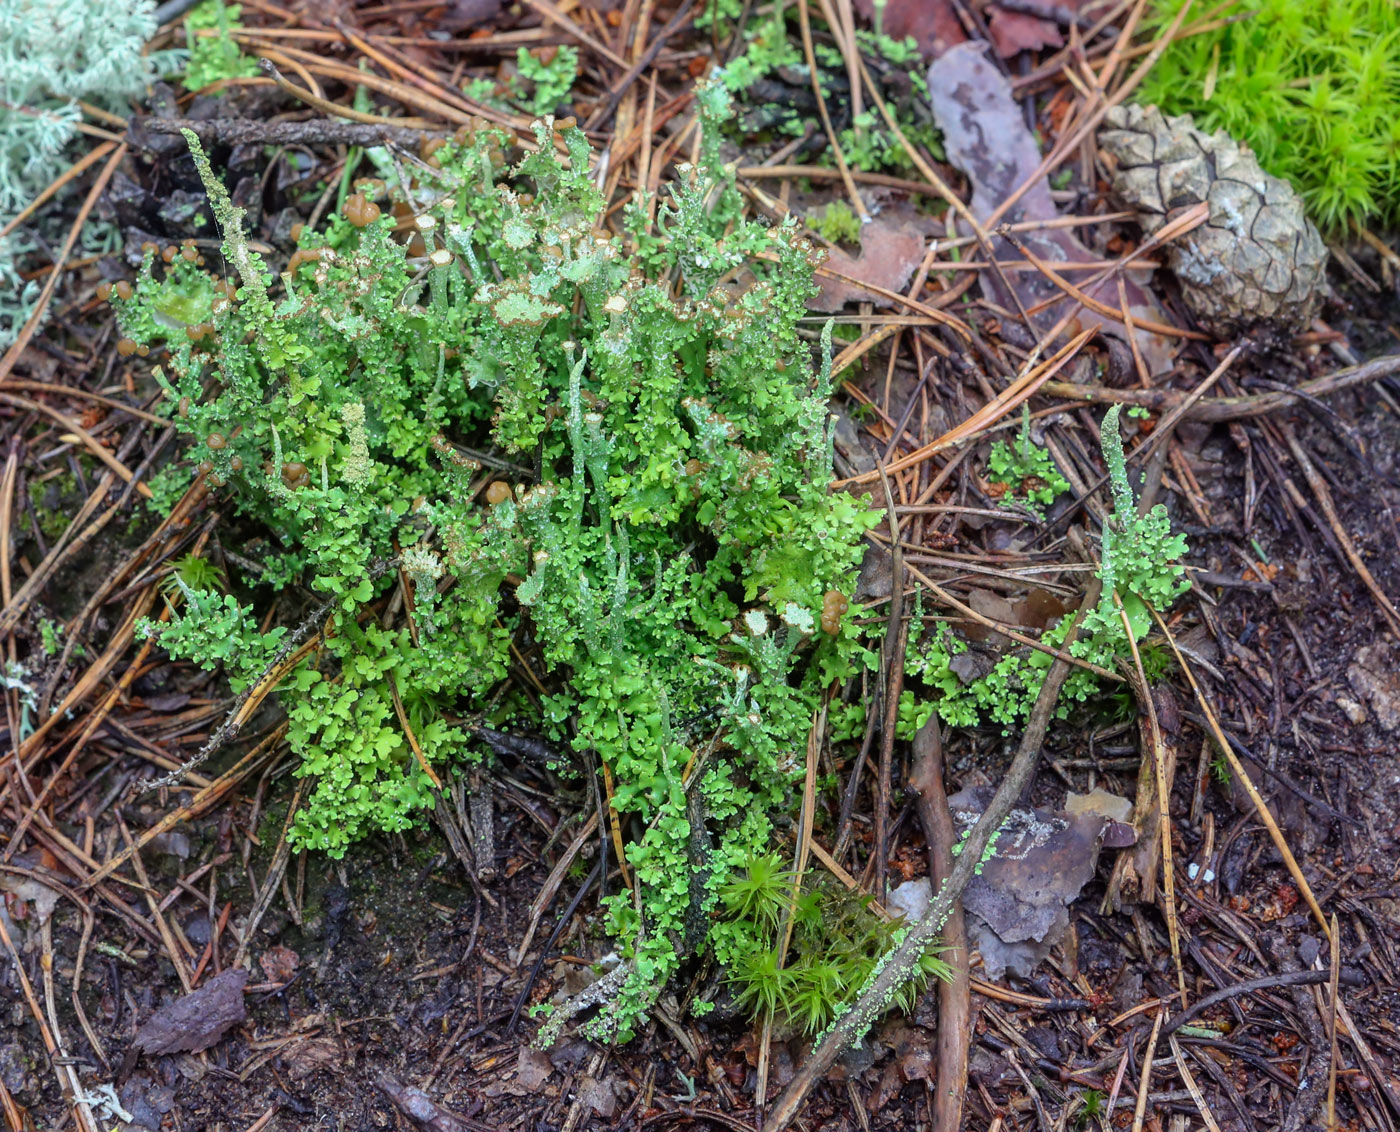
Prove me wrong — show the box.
[1098,104,1328,338]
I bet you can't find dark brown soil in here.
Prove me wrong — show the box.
[4,14,1400,1132]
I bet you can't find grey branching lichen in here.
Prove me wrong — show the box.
[1,1,183,345]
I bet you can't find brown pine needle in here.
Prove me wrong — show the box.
[1150,604,1333,943]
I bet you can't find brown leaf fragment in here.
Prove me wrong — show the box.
[854,0,966,58]
[132,968,247,1056]
[1348,642,1400,731]
[577,1075,618,1118]
[515,1045,554,1091]
[870,1058,905,1113]
[284,1035,344,1082]
[892,1027,933,1082]
[986,6,1063,56]
[259,944,299,984]
[811,205,933,313]
[948,788,1109,979]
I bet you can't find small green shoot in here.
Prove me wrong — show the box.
[717,18,942,175]
[1210,748,1232,784]
[986,406,1070,518]
[38,618,63,657]
[161,552,226,596]
[1073,1087,1107,1129]
[183,1,259,92]
[512,46,579,117]
[812,200,862,246]
[713,851,953,1038]
[907,404,1189,731]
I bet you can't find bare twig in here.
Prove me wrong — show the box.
[1040,351,1400,422]
[138,115,432,147]
[909,717,970,1132]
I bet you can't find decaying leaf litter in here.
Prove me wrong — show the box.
[2,1,1400,1131]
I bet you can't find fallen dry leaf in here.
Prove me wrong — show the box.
[577,1075,618,1118]
[870,1059,905,1113]
[928,43,1175,375]
[1064,787,1132,824]
[284,1035,344,1083]
[259,945,299,984]
[892,1026,933,1082]
[1348,642,1400,731]
[854,0,965,59]
[948,788,1110,980]
[515,1045,554,1091]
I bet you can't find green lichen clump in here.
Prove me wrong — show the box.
[907,404,1188,730]
[986,408,1071,518]
[1136,0,1400,231]
[716,17,943,176]
[463,47,580,118]
[124,90,878,1041]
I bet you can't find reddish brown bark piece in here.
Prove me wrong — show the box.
[986,7,1063,56]
[377,1074,476,1132]
[853,0,966,59]
[132,968,247,1056]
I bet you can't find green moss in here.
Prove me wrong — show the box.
[812,200,862,246]
[28,477,72,542]
[1136,0,1400,231]
[710,852,952,1036]
[183,0,259,92]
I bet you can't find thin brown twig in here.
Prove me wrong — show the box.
[796,0,868,221]
[871,462,905,903]
[1130,1009,1165,1132]
[1040,351,1400,421]
[909,716,970,1132]
[0,142,118,242]
[259,59,438,128]
[1327,913,1341,1132]
[1150,605,1332,943]
[232,781,306,966]
[81,726,285,889]
[139,115,432,147]
[984,0,1198,230]
[1279,420,1400,636]
[0,904,95,1131]
[841,326,1096,484]
[1114,595,1186,1006]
